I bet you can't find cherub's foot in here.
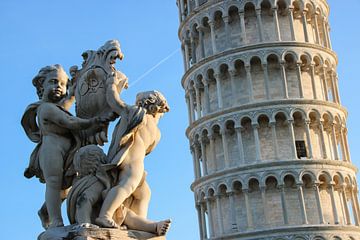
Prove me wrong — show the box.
[38,209,50,229]
[155,219,171,236]
[48,220,64,229]
[95,217,119,229]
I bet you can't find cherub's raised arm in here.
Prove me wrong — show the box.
[105,72,129,116]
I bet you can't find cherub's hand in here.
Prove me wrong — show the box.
[91,117,108,127]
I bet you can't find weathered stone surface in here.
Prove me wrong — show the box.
[38,225,165,240]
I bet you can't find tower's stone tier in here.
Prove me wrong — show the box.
[178,0,332,71]
[183,45,339,124]
[192,161,359,239]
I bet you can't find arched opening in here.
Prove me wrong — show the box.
[274,112,291,159]
[225,120,237,167]
[244,2,258,43]
[211,124,224,171]
[292,111,307,159]
[248,178,264,227]
[228,6,241,47]
[201,17,212,57]
[214,11,226,51]
[234,59,247,104]
[284,174,301,225]
[206,68,217,113]
[219,63,231,108]
[250,56,264,101]
[284,53,299,98]
[241,117,256,163]
[257,114,271,160]
[267,54,282,99]
[260,0,273,42]
[277,0,291,41]
[265,176,282,226]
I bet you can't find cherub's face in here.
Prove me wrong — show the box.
[42,70,68,102]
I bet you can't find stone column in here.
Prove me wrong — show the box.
[245,65,254,102]
[203,80,210,114]
[191,143,201,179]
[273,7,281,41]
[181,45,187,71]
[180,0,185,21]
[229,68,237,106]
[279,185,289,224]
[208,20,217,54]
[313,12,321,44]
[197,203,206,239]
[227,191,238,232]
[252,123,261,162]
[200,138,208,176]
[326,22,333,49]
[262,63,270,100]
[239,11,247,43]
[296,62,304,98]
[197,26,205,60]
[322,16,329,47]
[329,70,338,103]
[318,121,328,159]
[322,67,329,101]
[340,184,351,225]
[310,64,318,99]
[190,32,197,64]
[329,182,340,224]
[194,83,201,118]
[189,88,196,122]
[330,122,339,160]
[260,186,268,225]
[243,189,253,229]
[304,120,314,159]
[280,61,289,99]
[215,194,224,236]
[220,127,230,169]
[256,8,264,42]
[288,7,296,41]
[223,15,230,49]
[177,0,182,23]
[205,197,215,237]
[183,38,191,70]
[187,0,192,14]
[194,0,199,9]
[288,119,298,159]
[214,73,223,109]
[302,10,309,42]
[339,125,348,161]
[208,132,217,172]
[194,141,202,178]
[343,128,352,162]
[270,121,279,159]
[297,184,308,224]
[235,124,245,165]
[185,94,192,124]
[351,187,360,225]
[314,182,325,224]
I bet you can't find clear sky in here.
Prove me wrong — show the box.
[0,1,359,239]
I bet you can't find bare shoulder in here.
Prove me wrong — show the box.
[37,102,62,119]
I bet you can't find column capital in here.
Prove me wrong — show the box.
[222,15,229,23]
[256,8,262,15]
[234,124,243,131]
[251,122,259,129]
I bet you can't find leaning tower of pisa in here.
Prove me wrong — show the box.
[177,0,360,239]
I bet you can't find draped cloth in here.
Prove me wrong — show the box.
[21,101,81,188]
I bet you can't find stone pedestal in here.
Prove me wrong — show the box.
[38,224,165,240]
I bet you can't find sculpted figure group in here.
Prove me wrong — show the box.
[21,40,171,236]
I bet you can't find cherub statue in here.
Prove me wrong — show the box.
[67,145,171,236]
[95,90,170,235]
[21,64,106,228]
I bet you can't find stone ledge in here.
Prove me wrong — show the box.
[38,225,165,240]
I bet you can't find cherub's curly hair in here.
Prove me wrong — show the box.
[32,64,67,99]
[73,145,107,177]
[135,90,170,116]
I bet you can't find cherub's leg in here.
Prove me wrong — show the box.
[38,188,71,229]
[75,182,103,224]
[38,189,69,229]
[130,180,151,218]
[40,154,64,228]
[123,209,171,236]
[96,163,144,228]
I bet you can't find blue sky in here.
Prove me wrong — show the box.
[0,1,359,239]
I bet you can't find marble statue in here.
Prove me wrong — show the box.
[22,40,171,239]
